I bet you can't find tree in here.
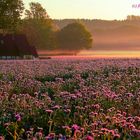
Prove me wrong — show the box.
[127,15,140,21]
[0,0,24,33]
[57,22,93,52]
[21,2,56,50]
[25,2,49,20]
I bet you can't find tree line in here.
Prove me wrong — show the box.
[127,15,140,21]
[0,0,92,53]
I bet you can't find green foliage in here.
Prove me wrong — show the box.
[56,22,93,51]
[25,2,49,20]
[0,73,3,80]
[5,122,25,140]
[47,87,56,100]
[21,19,56,50]
[0,0,24,33]
[21,2,56,50]
[59,73,73,80]
[62,81,80,92]
[81,72,89,79]
[7,73,15,81]
[35,75,56,83]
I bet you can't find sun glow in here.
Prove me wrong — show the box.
[24,0,139,20]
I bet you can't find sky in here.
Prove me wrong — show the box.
[24,0,140,20]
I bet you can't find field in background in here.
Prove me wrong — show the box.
[38,50,140,59]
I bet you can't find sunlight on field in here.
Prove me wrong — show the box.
[39,50,140,59]
[79,50,140,58]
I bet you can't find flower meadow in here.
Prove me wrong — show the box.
[0,58,140,140]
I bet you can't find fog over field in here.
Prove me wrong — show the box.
[54,19,140,52]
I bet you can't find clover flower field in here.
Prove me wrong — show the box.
[0,58,140,140]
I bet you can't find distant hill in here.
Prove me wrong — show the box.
[54,19,140,51]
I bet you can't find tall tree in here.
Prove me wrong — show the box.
[0,0,24,33]
[25,2,49,20]
[22,2,56,50]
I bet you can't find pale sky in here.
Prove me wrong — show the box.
[24,0,140,20]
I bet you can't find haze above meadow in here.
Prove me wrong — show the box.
[24,0,140,57]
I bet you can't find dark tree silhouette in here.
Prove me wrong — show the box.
[25,2,49,20]
[57,22,92,52]
[0,0,24,33]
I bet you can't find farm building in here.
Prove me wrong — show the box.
[0,34,38,59]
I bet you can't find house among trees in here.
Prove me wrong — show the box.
[0,34,38,59]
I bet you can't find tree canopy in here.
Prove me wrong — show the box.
[0,0,24,33]
[25,2,49,20]
[57,22,93,51]
[21,2,56,50]
[0,1,93,52]
[127,15,140,21]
